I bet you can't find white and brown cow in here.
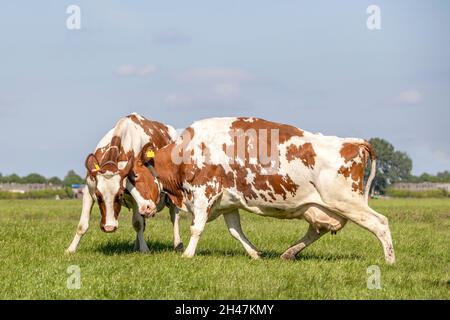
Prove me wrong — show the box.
[66,113,183,254]
[131,117,395,264]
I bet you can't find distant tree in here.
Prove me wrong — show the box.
[48,176,63,185]
[3,173,22,184]
[23,173,47,184]
[63,170,84,186]
[368,138,413,194]
[408,171,450,183]
[436,171,450,182]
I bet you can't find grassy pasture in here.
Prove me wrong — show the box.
[0,198,448,299]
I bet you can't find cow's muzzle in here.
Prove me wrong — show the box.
[102,225,118,233]
[139,203,157,217]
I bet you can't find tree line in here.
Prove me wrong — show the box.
[0,138,449,194]
[0,170,84,187]
[368,138,450,194]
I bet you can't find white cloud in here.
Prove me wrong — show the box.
[115,64,157,77]
[395,90,423,105]
[164,67,254,109]
[212,83,240,98]
[433,150,450,166]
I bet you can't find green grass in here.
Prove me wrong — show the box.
[0,198,448,299]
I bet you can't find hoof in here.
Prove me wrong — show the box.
[182,251,194,258]
[174,243,184,252]
[280,252,296,261]
[65,249,75,255]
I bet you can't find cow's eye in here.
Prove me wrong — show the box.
[134,173,139,180]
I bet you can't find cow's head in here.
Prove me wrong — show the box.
[126,143,162,218]
[85,153,133,233]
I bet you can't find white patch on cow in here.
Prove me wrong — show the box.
[96,172,121,228]
[167,125,178,141]
[245,168,255,185]
[96,128,115,150]
[249,156,258,165]
[178,117,237,172]
[118,161,127,170]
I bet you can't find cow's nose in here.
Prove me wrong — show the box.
[140,204,156,217]
[103,225,117,233]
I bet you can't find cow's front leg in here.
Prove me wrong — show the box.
[169,205,183,251]
[66,185,94,254]
[182,209,207,258]
[132,205,150,253]
[223,210,260,259]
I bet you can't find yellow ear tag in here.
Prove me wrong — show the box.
[94,164,100,171]
[146,150,155,159]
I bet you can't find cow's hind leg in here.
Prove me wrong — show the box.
[281,225,328,260]
[223,210,260,259]
[326,200,395,264]
[169,205,184,252]
[280,206,347,260]
[66,185,94,254]
[132,205,150,252]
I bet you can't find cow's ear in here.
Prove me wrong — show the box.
[139,142,156,165]
[85,154,101,176]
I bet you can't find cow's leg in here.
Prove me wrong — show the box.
[327,201,395,264]
[182,209,208,258]
[223,210,260,259]
[281,225,328,260]
[169,205,183,251]
[132,204,150,253]
[280,206,347,260]
[66,185,94,253]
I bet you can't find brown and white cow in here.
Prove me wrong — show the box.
[65,113,183,254]
[131,117,395,264]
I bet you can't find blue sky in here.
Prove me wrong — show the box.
[0,1,449,178]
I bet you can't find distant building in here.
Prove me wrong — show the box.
[71,184,85,199]
[391,182,450,192]
[0,183,62,193]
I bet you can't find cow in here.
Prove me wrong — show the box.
[65,113,183,254]
[129,117,395,264]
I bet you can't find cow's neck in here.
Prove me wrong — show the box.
[153,145,184,207]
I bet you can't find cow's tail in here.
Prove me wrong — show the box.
[361,141,377,203]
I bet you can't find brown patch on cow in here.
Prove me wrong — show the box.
[337,142,369,194]
[230,117,304,144]
[340,143,361,162]
[127,114,173,149]
[96,191,107,226]
[226,117,300,201]
[205,185,215,200]
[286,142,316,169]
